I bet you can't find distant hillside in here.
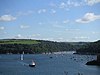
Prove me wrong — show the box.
[76,40,100,54]
[68,42,89,50]
[0,39,78,54]
[0,39,40,44]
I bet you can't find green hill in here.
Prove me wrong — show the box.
[0,39,76,54]
[0,39,39,44]
[76,40,100,54]
[0,39,90,54]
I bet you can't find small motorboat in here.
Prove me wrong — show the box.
[29,60,35,67]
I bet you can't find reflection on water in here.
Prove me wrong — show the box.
[0,54,100,75]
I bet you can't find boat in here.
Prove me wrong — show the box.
[20,52,35,67]
[21,52,24,60]
[29,60,36,67]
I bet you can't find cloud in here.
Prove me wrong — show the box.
[53,24,64,28]
[66,29,80,31]
[52,20,69,28]
[0,15,16,22]
[50,0,100,11]
[59,1,85,10]
[0,27,6,35]
[0,31,7,35]
[14,34,22,38]
[17,10,34,17]
[59,2,66,8]
[71,36,90,42]
[74,36,89,39]
[51,9,56,14]
[76,13,100,23]
[32,34,40,37]
[20,25,30,29]
[38,22,42,25]
[52,21,64,28]
[92,31,100,34]
[13,34,41,39]
[38,9,46,14]
[85,0,100,6]
[62,20,69,24]
[38,38,58,42]
[38,22,44,25]
[49,2,57,8]
[0,26,5,30]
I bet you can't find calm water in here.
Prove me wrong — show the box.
[0,54,100,75]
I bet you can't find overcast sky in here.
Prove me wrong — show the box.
[0,0,100,42]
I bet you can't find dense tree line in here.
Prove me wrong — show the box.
[76,40,100,54]
[0,40,76,54]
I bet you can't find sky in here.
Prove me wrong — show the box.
[0,0,100,42]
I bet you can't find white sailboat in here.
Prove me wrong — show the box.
[20,51,35,67]
[21,52,24,60]
[29,60,36,67]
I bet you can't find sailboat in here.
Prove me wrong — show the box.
[29,60,36,67]
[20,52,35,67]
[21,52,24,60]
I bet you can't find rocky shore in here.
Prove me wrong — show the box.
[86,54,100,66]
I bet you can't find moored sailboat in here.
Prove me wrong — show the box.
[21,52,24,60]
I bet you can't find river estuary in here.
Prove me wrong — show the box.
[0,53,100,75]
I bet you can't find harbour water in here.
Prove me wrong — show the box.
[0,54,100,75]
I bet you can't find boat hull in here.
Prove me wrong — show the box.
[29,64,35,67]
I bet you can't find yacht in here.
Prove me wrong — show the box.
[29,60,35,67]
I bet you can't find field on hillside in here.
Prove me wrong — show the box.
[0,39,40,44]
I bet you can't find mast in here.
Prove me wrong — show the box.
[21,51,24,60]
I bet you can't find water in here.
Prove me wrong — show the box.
[0,54,100,75]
